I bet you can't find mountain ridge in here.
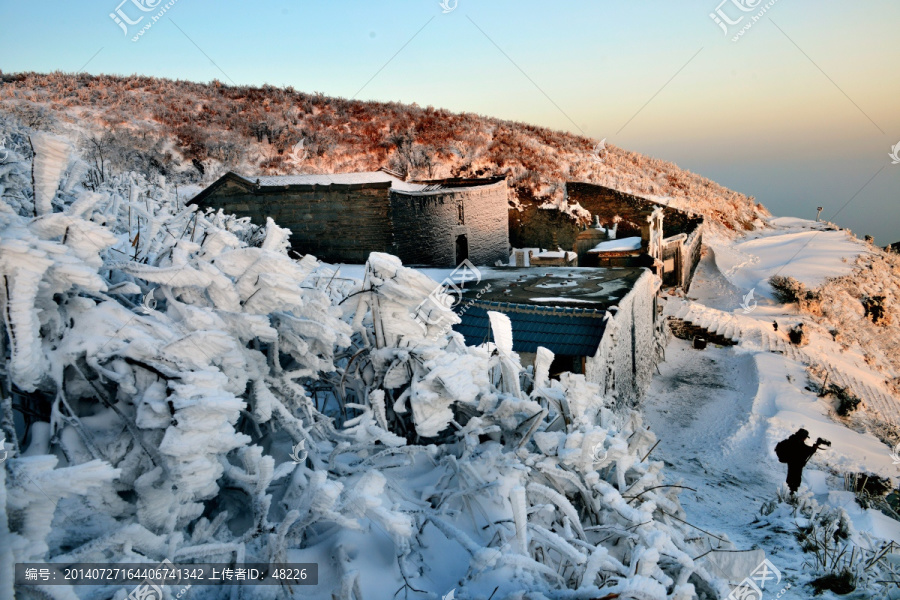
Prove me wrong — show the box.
[0,71,769,234]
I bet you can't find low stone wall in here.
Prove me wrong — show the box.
[586,270,661,405]
[682,226,703,291]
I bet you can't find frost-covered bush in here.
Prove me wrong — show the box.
[1,127,726,599]
[822,384,863,417]
[769,275,803,304]
[758,487,899,599]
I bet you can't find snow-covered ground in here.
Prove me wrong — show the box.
[709,217,871,294]
[646,218,900,598]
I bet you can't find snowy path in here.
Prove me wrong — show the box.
[644,220,900,598]
[644,341,805,589]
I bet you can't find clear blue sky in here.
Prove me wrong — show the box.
[2,0,899,243]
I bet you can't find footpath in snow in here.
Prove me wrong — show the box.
[645,218,900,599]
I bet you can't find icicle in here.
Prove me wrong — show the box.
[510,485,528,554]
[533,346,554,391]
[488,311,523,398]
[30,132,71,216]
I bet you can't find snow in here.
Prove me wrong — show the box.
[530,297,602,303]
[234,171,492,193]
[510,248,576,267]
[644,228,900,599]
[250,170,403,187]
[709,218,869,292]
[590,236,642,252]
[539,195,591,220]
[510,248,539,266]
[534,250,577,260]
[2,116,898,600]
[29,132,71,216]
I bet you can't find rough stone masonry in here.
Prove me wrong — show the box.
[190,171,509,267]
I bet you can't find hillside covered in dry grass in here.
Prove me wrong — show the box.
[0,71,768,233]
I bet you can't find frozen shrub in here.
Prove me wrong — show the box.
[0,127,726,599]
[823,384,862,416]
[810,570,856,595]
[844,472,893,511]
[769,275,804,304]
[760,490,898,598]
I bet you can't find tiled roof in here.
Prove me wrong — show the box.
[454,301,608,357]
[454,266,643,309]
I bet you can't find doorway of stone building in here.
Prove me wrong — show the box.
[455,234,469,264]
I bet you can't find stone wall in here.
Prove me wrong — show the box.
[193,180,394,263]
[682,226,703,291]
[509,204,583,251]
[391,182,509,267]
[566,182,702,239]
[195,177,508,267]
[586,270,660,406]
[460,182,510,266]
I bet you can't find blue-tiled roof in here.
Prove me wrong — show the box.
[454,301,608,357]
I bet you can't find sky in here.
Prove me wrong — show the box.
[1,0,899,243]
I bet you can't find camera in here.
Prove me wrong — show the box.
[815,437,831,447]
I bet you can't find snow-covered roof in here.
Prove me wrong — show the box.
[190,170,507,206]
[451,267,648,356]
[247,171,432,192]
[453,267,645,310]
[228,171,505,194]
[534,250,577,259]
[589,237,642,253]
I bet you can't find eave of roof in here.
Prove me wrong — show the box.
[189,171,508,205]
[453,301,609,356]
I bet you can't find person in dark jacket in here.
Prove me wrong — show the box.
[780,428,822,493]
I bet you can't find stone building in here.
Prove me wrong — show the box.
[190,170,509,267]
[526,249,578,267]
[574,210,664,271]
[567,183,704,291]
[452,267,662,404]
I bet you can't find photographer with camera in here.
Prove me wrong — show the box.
[774,428,831,494]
